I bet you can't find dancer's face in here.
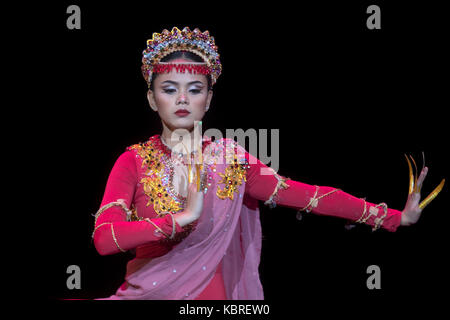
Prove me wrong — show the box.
[147,59,213,132]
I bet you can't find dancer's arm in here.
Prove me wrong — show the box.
[93,151,184,255]
[244,153,404,232]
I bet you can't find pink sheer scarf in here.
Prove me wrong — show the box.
[98,139,264,300]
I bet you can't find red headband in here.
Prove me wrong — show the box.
[152,63,212,76]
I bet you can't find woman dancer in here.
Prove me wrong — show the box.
[92,27,444,300]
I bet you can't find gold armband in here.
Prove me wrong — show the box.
[299,186,340,213]
[355,200,388,232]
[263,168,290,208]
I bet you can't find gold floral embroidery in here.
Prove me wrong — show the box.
[140,176,184,214]
[216,151,249,200]
[128,139,186,216]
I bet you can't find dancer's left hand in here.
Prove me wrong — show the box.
[401,166,428,226]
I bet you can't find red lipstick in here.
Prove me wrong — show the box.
[175,109,191,117]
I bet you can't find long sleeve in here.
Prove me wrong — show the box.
[93,151,184,256]
[244,153,402,232]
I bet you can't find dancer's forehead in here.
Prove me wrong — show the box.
[154,68,209,86]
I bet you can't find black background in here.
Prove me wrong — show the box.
[15,0,448,317]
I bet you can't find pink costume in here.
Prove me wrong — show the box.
[93,134,402,300]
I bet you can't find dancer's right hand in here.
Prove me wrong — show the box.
[185,182,205,221]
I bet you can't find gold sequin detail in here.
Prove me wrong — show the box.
[128,140,185,216]
[216,153,249,200]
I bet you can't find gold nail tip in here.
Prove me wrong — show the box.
[409,154,418,178]
[418,178,446,209]
[405,154,415,194]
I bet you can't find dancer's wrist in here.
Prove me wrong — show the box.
[173,210,197,227]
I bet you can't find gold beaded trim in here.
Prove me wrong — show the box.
[264,169,290,208]
[144,218,170,238]
[110,223,126,252]
[93,199,133,227]
[167,212,176,239]
[355,200,389,231]
[355,199,368,223]
[92,222,111,239]
[372,203,388,231]
[143,212,176,240]
[299,186,340,213]
[92,200,136,252]
[91,222,126,253]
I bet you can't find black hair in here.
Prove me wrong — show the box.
[149,51,212,90]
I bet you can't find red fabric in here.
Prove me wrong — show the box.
[194,259,227,300]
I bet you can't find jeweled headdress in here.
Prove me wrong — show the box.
[142,27,222,87]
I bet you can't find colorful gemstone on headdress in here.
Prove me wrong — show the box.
[172,27,180,37]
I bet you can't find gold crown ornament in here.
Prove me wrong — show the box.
[142,27,222,87]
